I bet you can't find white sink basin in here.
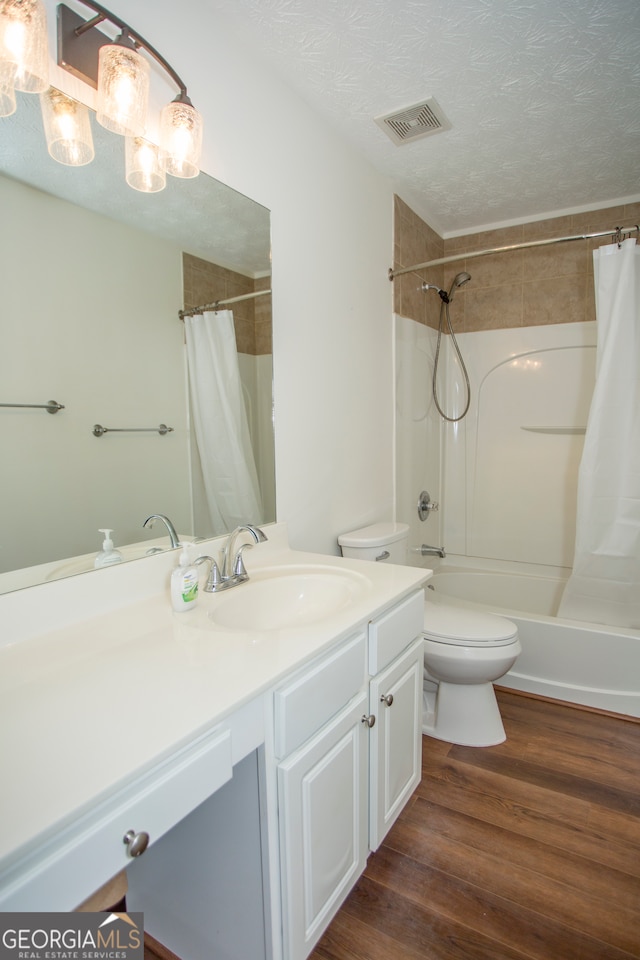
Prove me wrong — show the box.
[208,565,372,631]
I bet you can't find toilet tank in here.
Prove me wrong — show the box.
[338,522,409,563]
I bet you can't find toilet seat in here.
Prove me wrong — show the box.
[424,602,518,648]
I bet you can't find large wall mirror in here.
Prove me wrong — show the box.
[0,93,274,594]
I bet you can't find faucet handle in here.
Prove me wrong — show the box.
[195,555,223,592]
[232,543,253,579]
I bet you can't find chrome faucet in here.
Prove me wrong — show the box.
[143,514,180,549]
[196,524,268,593]
[421,544,446,559]
[221,524,268,578]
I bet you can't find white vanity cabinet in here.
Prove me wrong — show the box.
[274,589,425,960]
[367,590,425,851]
[368,637,423,850]
[274,631,369,960]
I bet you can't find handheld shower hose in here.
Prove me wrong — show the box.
[422,272,472,422]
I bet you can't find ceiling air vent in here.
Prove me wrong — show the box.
[375,98,451,146]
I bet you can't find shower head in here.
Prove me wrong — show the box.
[422,273,471,304]
[447,272,472,302]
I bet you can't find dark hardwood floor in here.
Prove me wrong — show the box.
[144,689,640,959]
[311,689,640,960]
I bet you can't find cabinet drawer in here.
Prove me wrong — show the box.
[368,590,424,674]
[0,725,233,911]
[274,631,366,759]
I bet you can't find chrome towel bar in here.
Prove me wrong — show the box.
[0,400,65,414]
[93,423,174,437]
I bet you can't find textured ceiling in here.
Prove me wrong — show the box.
[209,0,640,235]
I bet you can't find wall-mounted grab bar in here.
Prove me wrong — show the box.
[93,423,174,437]
[0,400,65,414]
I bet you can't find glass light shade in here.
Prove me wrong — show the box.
[125,136,166,193]
[40,86,94,166]
[0,0,48,94]
[0,61,16,116]
[96,40,149,137]
[160,99,202,179]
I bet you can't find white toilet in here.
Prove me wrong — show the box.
[338,522,521,747]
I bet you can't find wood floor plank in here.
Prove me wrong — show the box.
[398,795,640,914]
[362,845,640,960]
[339,874,533,960]
[310,910,430,960]
[384,806,640,954]
[447,743,640,816]
[420,756,640,876]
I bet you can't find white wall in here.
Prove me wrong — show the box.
[124,0,396,555]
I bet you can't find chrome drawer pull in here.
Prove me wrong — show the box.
[123,829,150,858]
[361,714,376,728]
[380,693,394,707]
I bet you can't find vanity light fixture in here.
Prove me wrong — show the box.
[57,1,203,182]
[0,0,49,115]
[0,1,203,190]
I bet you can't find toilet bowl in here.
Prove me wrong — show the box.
[423,602,521,747]
[338,522,521,748]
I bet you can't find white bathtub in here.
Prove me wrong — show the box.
[427,563,640,718]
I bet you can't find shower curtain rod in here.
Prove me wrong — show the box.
[388,224,639,280]
[179,288,272,319]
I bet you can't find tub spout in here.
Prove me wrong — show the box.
[421,544,446,559]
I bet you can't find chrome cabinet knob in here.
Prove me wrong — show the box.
[361,714,376,728]
[123,829,150,858]
[380,693,394,706]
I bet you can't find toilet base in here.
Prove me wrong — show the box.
[422,680,506,747]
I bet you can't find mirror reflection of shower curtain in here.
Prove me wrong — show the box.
[558,238,640,629]
[185,309,263,535]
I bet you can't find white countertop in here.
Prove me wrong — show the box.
[0,529,429,872]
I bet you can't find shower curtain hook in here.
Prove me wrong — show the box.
[615,226,623,247]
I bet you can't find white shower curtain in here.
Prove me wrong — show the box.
[558,238,640,629]
[185,310,263,535]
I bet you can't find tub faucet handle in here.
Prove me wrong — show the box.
[418,490,439,521]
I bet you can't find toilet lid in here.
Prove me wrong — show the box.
[424,602,518,645]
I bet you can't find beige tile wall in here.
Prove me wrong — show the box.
[182,253,272,355]
[394,197,640,332]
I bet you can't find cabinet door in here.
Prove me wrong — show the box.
[278,690,369,960]
[369,637,423,850]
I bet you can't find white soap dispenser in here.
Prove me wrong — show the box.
[94,529,124,568]
[171,542,199,612]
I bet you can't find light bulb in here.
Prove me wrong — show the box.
[125,136,166,193]
[0,0,48,94]
[160,97,202,179]
[40,86,94,166]
[96,36,149,137]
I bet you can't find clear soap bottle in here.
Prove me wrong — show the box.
[94,529,124,568]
